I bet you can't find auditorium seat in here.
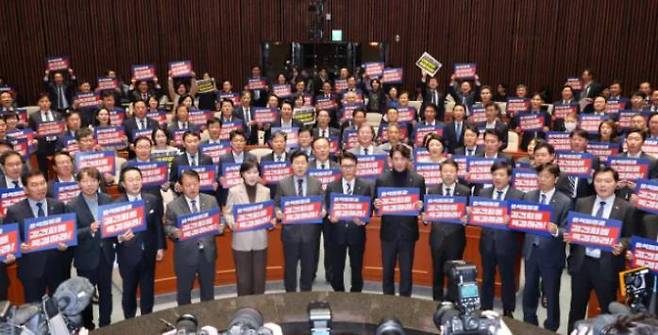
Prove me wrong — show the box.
[248,147,273,162]
[504,131,520,153]
[366,112,382,131]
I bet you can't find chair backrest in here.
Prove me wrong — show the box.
[248,147,273,162]
[504,131,519,153]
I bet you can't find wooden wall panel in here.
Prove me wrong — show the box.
[2,0,658,105]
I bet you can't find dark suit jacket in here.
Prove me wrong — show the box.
[28,110,63,151]
[427,183,471,239]
[453,145,485,157]
[375,170,426,242]
[233,106,258,144]
[4,198,69,280]
[115,192,164,268]
[124,117,159,144]
[312,127,340,139]
[260,152,290,163]
[69,193,115,271]
[265,119,304,143]
[325,178,374,245]
[274,175,325,243]
[420,88,446,121]
[44,80,76,108]
[482,120,509,150]
[614,152,658,200]
[168,152,214,184]
[477,186,525,255]
[521,190,571,267]
[445,121,466,153]
[567,196,634,278]
[164,193,219,266]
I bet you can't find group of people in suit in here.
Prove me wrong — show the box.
[0,64,656,333]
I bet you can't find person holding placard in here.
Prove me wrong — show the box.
[424,158,470,301]
[613,128,658,199]
[169,131,215,194]
[167,105,199,146]
[124,100,159,146]
[69,167,114,329]
[43,68,76,113]
[445,104,468,153]
[325,152,373,292]
[556,129,598,201]
[420,76,445,122]
[233,91,258,145]
[4,170,71,302]
[448,73,481,113]
[167,72,198,111]
[274,150,325,292]
[477,161,524,317]
[373,144,425,297]
[0,150,25,189]
[482,102,508,150]
[224,159,275,296]
[54,110,82,152]
[349,124,386,156]
[566,166,635,332]
[520,163,570,331]
[218,129,256,205]
[312,109,339,139]
[510,93,550,151]
[46,151,76,198]
[29,93,62,177]
[115,166,164,318]
[164,169,222,305]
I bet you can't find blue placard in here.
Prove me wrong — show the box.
[507,199,554,237]
[24,212,78,253]
[578,114,607,134]
[630,236,658,274]
[74,151,116,176]
[232,201,275,232]
[125,161,169,188]
[635,179,658,215]
[466,157,505,184]
[98,200,146,238]
[177,165,218,192]
[423,195,467,224]
[281,196,324,224]
[329,193,372,223]
[52,182,80,204]
[176,207,221,240]
[355,154,387,180]
[565,211,622,252]
[376,187,421,216]
[468,196,509,230]
[0,223,21,262]
[511,168,538,192]
[556,151,594,178]
[606,156,650,181]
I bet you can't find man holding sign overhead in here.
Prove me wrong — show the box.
[566,166,635,332]
[274,150,325,293]
[164,169,222,306]
[374,144,425,297]
[4,170,72,303]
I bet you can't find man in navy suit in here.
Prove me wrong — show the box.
[521,163,571,331]
[115,166,164,319]
[3,170,71,302]
[124,100,159,145]
[325,152,373,292]
[232,92,258,145]
[217,129,256,206]
[43,68,76,112]
[424,159,471,301]
[265,100,303,143]
[29,94,63,177]
[69,167,115,329]
[556,129,598,203]
[566,166,635,332]
[453,124,484,157]
[169,131,216,195]
[477,161,524,317]
[444,104,468,153]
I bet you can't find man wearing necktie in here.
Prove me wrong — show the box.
[115,166,164,319]
[566,166,635,332]
[556,129,597,204]
[477,161,524,317]
[3,171,70,303]
[0,151,24,189]
[29,94,63,179]
[125,100,158,146]
[274,151,325,292]
[424,159,471,301]
[325,152,373,292]
[164,170,222,305]
[44,69,76,113]
[445,104,467,153]
[520,163,571,331]
[169,131,215,195]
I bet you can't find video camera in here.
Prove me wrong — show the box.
[0,277,94,335]
[619,266,655,314]
[434,260,505,335]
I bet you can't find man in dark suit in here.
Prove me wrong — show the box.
[0,150,25,189]
[43,69,77,112]
[424,158,470,301]
[556,129,598,203]
[115,166,164,319]
[521,163,571,331]
[168,131,215,195]
[274,150,325,292]
[613,128,658,200]
[265,101,304,143]
[566,166,635,332]
[260,131,289,163]
[420,76,446,121]
[453,124,484,157]
[246,66,268,107]
[477,161,524,316]
[578,69,604,114]
[374,144,426,297]
[444,104,467,153]
[232,92,258,145]
[313,109,340,139]
[29,94,63,177]
[217,129,256,206]
[325,152,373,292]
[69,167,115,329]
[54,111,83,152]
[164,169,222,305]
[124,100,159,145]
[3,170,71,302]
